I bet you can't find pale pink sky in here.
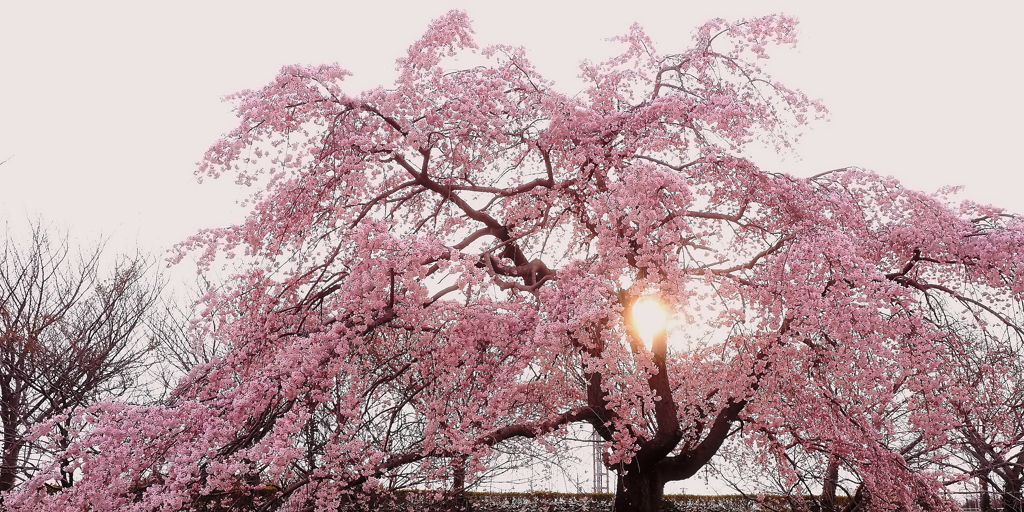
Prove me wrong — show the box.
[1,0,1020,255]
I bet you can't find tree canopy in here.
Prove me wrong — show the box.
[8,11,1024,512]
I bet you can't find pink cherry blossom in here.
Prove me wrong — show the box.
[9,10,1022,512]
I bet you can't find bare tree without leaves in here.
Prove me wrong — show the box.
[0,222,161,498]
[145,279,227,399]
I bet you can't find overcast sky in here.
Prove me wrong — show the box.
[2,1,1021,259]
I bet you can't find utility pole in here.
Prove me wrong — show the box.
[592,429,609,493]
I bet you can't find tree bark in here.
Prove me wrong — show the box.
[0,414,23,493]
[1002,480,1023,512]
[451,455,469,512]
[614,466,664,512]
[818,455,840,512]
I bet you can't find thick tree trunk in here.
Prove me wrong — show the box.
[0,436,22,493]
[614,467,664,512]
[1002,481,1023,512]
[1,382,22,494]
[817,455,840,512]
[838,484,867,512]
[450,455,469,511]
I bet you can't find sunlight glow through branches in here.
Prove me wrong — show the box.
[632,297,669,347]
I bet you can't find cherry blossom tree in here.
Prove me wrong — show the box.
[8,11,1024,512]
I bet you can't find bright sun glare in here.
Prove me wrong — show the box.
[632,297,669,347]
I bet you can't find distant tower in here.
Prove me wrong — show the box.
[592,429,609,493]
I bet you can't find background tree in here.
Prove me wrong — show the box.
[940,318,1024,512]
[8,11,1024,512]
[0,222,161,500]
[145,278,227,400]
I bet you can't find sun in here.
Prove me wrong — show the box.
[632,296,669,347]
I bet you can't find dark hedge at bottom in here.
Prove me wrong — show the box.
[347,491,786,512]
